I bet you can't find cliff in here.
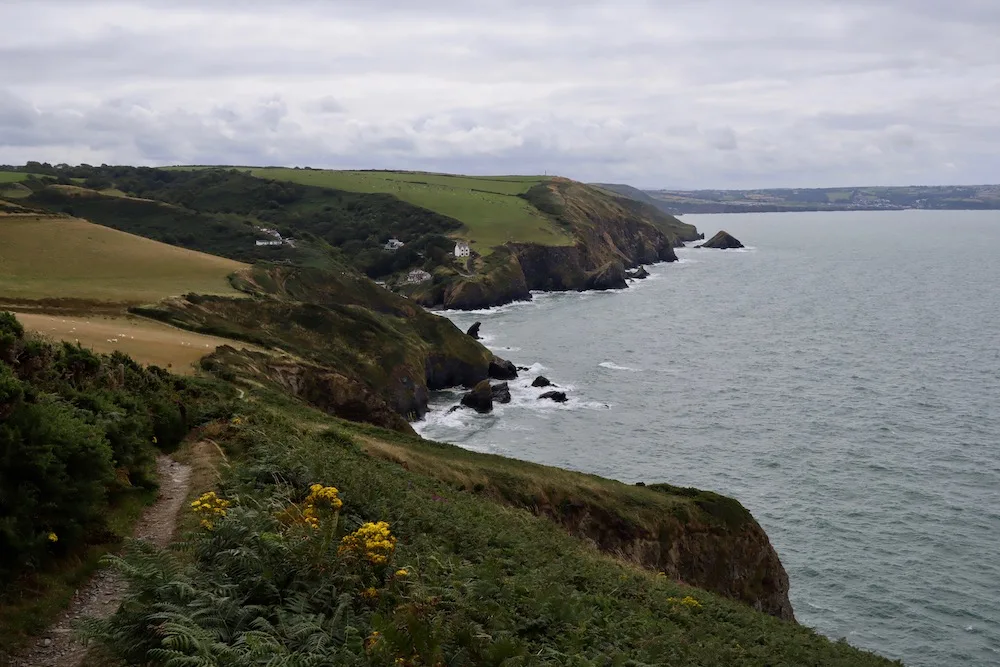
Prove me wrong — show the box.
[414,179,703,310]
[356,425,795,620]
[135,265,495,429]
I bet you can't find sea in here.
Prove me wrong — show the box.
[415,210,1000,667]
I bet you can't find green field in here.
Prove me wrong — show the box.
[250,168,574,251]
[0,171,33,184]
[0,215,245,302]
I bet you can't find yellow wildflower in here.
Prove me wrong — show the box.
[395,569,409,577]
[47,532,58,543]
[305,484,343,511]
[361,587,379,599]
[339,521,396,565]
[192,491,231,528]
[668,595,701,608]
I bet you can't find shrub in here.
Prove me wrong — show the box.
[0,392,114,581]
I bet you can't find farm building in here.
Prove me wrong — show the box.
[255,240,282,247]
[384,238,405,251]
[454,241,471,258]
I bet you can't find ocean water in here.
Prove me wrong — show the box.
[415,210,1000,666]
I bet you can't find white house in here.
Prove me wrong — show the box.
[454,241,471,258]
[255,240,282,247]
[384,238,405,251]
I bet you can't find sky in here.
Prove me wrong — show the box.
[2,0,999,189]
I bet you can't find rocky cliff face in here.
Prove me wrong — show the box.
[423,179,702,310]
[524,483,794,620]
[547,492,794,620]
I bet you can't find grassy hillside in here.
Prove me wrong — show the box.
[21,185,290,265]
[251,168,575,251]
[136,264,494,431]
[0,215,243,302]
[75,388,898,666]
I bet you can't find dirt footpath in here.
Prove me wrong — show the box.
[11,456,192,667]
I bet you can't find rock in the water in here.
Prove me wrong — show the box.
[516,365,530,372]
[488,356,518,380]
[447,405,461,414]
[460,380,494,413]
[626,265,650,280]
[531,376,552,388]
[538,390,568,403]
[491,381,511,404]
[466,321,482,339]
[698,230,744,249]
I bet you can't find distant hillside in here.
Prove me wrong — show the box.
[247,168,574,251]
[642,184,1000,213]
[591,182,678,212]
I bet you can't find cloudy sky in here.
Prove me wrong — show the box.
[2,0,998,188]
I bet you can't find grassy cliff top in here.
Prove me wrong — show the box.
[248,168,575,251]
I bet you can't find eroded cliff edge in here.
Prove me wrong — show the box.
[360,432,795,621]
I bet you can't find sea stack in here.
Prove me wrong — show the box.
[466,321,482,339]
[698,230,744,249]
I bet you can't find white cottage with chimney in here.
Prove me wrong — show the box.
[454,241,471,258]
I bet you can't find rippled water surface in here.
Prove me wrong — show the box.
[416,210,1000,666]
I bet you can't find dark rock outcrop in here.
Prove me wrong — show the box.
[460,380,494,413]
[698,230,744,249]
[626,265,649,280]
[531,376,552,387]
[491,381,511,404]
[466,321,482,339]
[489,356,518,380]
[585,262,628,291]
[538,391,568,403]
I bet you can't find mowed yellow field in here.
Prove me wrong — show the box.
[0,215,245,302]
[15,313,255,374]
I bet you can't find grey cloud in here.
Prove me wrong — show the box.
[2,0,999,187]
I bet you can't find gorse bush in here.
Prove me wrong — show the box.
[0,312,232,586]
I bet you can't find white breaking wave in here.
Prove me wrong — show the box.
[599,361,642,372]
